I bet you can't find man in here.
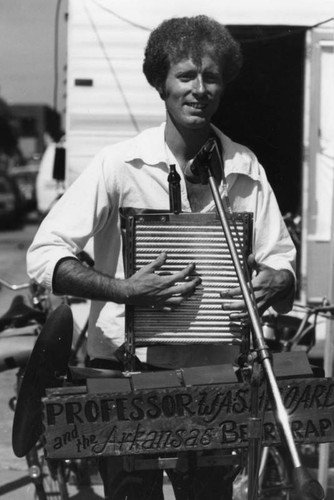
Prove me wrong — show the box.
[27,15,295,500]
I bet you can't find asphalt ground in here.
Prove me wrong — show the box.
[0,216,333,499]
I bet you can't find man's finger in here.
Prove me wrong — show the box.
[166,277,202,297]
[220,288,242,299]
[221,299,245,311]
[168,262,197,283]
[151,286,200,310]
[229,311,249,321]
[149,252,168,271]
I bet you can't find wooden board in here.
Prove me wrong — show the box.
[42,376,334,459]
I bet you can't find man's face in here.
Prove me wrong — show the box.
[163,54,224,131]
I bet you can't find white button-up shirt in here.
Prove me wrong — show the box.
[27,123,296,368]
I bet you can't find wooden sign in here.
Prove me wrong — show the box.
[42,376,334,459]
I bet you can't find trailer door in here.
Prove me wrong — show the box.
[301,23,334,304]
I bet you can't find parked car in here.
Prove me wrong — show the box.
[0,173,25,229]
[9,161,39,212]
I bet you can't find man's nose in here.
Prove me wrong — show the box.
[193,75,206,95]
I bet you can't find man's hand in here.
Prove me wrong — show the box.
[220,254,295,319]
[53,252,201,308]
[122,252,201,310]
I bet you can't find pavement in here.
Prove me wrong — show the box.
[0,215,334,499]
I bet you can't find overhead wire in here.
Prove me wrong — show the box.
[90,0,151,31]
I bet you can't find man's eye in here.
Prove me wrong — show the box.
[177,72,196,82]
[178,76,193,82]
[204,74,221,83]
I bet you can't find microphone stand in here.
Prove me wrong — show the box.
[193,138,324,500]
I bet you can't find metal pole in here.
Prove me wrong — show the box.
[208,174,302,468]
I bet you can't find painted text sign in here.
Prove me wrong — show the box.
[42,377,334,459]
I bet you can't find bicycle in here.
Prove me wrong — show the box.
[233,301,334,500]
[0,276,95,499]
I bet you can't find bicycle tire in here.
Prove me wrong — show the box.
[26,443,70,500]
[51,460,70,500]
[233,446,292,500]
[41,455,71,500]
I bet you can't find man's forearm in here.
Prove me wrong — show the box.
[52,254,201,309]
[53,258,128,303]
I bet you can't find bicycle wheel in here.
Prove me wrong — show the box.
[26,442,70,500]
[233,446,292,500]
[43,456,70,500]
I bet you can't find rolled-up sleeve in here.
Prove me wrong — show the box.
[227,150,296,313]
[27,151,111,291]
[253,172,296,313]
[253,169,296,276]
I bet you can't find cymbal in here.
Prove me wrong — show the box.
[12,304,73,458]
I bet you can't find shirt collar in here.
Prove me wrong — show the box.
[211,125,261,182]
[124,123,167,165]
[124,122,261,181]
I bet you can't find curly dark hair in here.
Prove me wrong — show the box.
[143,15,243,94]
